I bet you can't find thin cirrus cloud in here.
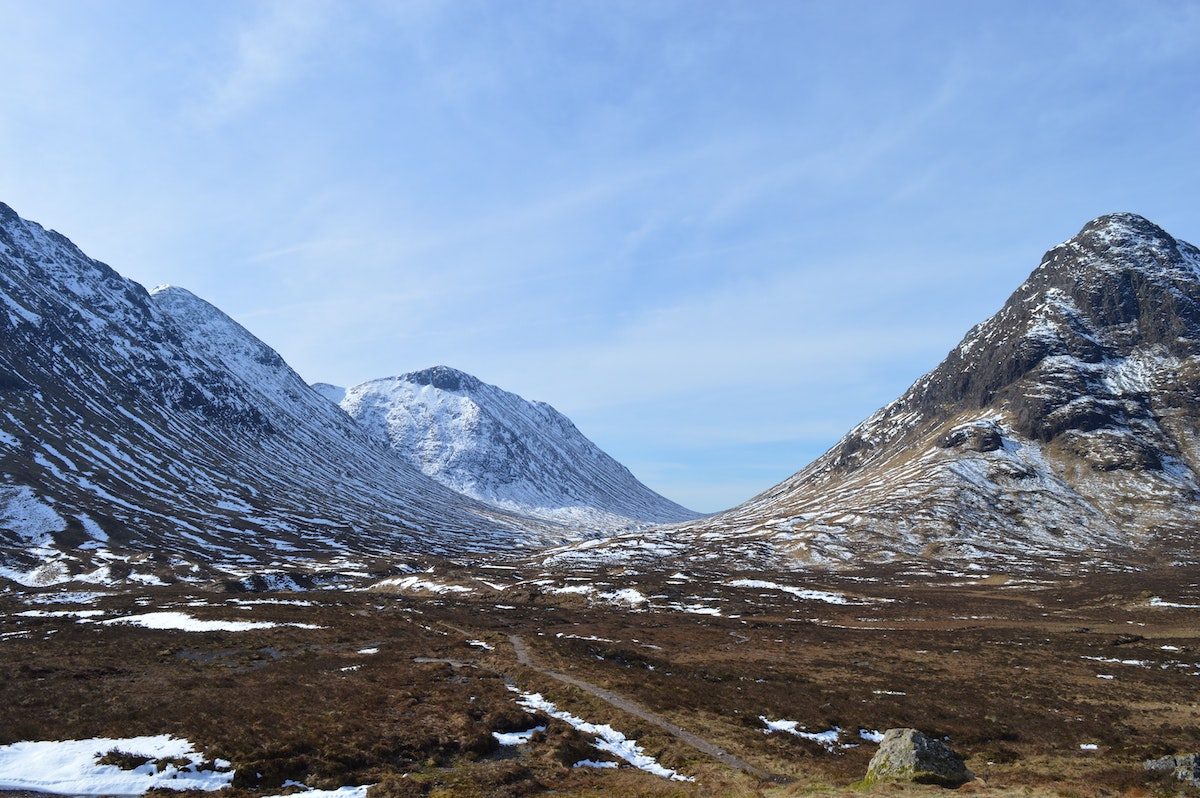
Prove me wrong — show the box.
[188,0,336,126]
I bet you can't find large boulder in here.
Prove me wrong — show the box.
[1144,753,1200,786]
[861,728,974,788]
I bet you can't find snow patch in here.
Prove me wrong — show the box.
[101,612,322,632]
[492,726,544,746]
[760,717,848,751]
[516,692,692,781]
[726,579,858,605]
[0,735,232,794]
[374,575,474,594]
[0,485,67,544]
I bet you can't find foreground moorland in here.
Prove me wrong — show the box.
[2,563,1199,798]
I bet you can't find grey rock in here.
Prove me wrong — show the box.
[862,728,973,788]
[1144,753,1200,786]
[938,420,1003,452]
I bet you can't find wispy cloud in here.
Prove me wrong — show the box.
[244,239,337,264]
[192,0,335,125]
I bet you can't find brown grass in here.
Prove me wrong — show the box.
[2,566,1199,796]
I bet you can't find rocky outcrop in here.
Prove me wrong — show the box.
[1144,753,1200,786]
[861,728,973,788]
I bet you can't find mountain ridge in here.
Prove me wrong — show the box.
[0,202,566,588]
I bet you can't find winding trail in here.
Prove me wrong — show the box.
[508,634,784,782]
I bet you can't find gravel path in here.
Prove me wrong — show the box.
[508,634,783,782]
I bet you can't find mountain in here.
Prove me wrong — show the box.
[545,213,1200,572]
[0,202,560,588]
[311,383,347,404]
[334,366,702,529]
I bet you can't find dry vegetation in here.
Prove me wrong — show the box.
[2,564,1200,797]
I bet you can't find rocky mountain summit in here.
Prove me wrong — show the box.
[0,202,560,587]
[547,214,1200,571]
[334,366,701,529]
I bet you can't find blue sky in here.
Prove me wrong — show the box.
[2,1,1198,512]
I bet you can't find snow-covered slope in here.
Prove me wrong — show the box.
[0,202,561,588]
[311,383,346,404]
[337,366,701,529]
[545,214,1200,572]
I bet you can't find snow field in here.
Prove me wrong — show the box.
[0,735,232,794]
[100,611,323,632]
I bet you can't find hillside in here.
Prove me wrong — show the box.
[0,203,560,588]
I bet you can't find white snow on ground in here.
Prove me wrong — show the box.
[1082,655,1151,667]
[100,612,322,632]
[26,592,109,604]
[374,575,474,594]
[556,633,616,643]
[726,579,858,604]
[1080,743,1099,751]
[492,726,545,746]
[540,583,649,608]
[1150,596,1200,608]
[468,639,495,650]
[760,718,849,751]
[357,647,380,655]
[0,735,232,793]
[263,786,371,798]
[0,485,66,544]
[516,692,692,781]
[16,609,105,619]
[0,551,72,587]
[859,729,885,743]
[228,598,314,607]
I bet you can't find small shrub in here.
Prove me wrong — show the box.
[483,707,540,734]
[367,774,429,798]
[96,749,152,770]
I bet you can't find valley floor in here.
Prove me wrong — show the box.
[2,564,1199,797]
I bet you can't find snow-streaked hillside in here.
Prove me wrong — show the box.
[0,202,566,588]
[543,214,1200,572]
[311,383,346,404]
[337,366,701,530]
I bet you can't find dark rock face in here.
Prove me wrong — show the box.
[938,420,1003,452]
[862,728,973,787]
[402,365,482,393]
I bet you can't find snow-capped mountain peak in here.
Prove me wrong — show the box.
[336,366,701,529]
